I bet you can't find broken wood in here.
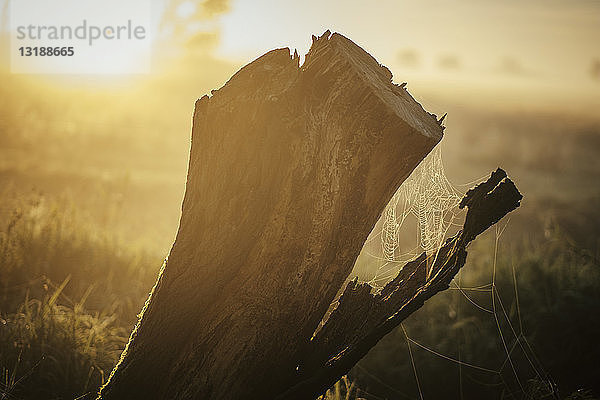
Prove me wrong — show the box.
[98,31,521,400]
[278,168,522,399]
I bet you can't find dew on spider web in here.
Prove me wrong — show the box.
[357,145,464,290]
[345,144,553,399]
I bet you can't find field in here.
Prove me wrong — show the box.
[1,68,599,399]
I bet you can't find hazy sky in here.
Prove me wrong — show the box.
[214,0,600,112]
[1,0,598,112]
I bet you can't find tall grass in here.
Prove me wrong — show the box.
[0,195,160,325]
[0,281,127,400]
[0,196,159,399]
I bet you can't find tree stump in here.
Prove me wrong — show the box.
[99,31,522,400]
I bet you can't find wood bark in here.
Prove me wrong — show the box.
[98,31,521,400]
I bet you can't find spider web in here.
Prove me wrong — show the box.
[361,145,465,290]
[348,138,556,399]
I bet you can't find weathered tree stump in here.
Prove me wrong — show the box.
[99,31,522,400]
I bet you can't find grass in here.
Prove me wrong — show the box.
[1,281,128,400]
[0,195,160,326]
[0,196,158,399]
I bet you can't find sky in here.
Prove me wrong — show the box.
[214,0,600,112]
[1,0,599,113]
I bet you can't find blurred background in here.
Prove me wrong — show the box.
[0,0,599,399]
